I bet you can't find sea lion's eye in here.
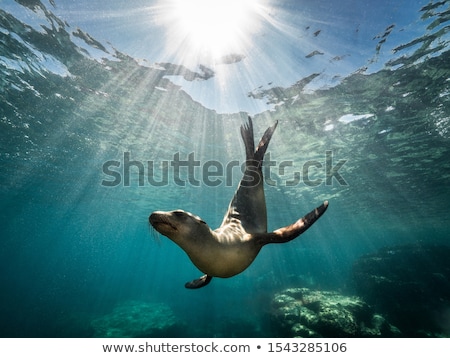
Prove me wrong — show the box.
[192,214,206,224]
[173,211,184,217]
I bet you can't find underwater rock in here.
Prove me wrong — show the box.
[270,288,400,337]
[91,301,183,338]
[352,244,450,337]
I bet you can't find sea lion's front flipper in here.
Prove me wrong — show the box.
[185,274,213,289]
[256,201,329,246]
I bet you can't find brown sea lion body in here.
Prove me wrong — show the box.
[149,117,328,288]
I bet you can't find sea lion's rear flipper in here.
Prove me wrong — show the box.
[254,120,278,163]
[240,116,278,165]
[256,201,329,246]
[185,274,212,289]
[223,117,278,233]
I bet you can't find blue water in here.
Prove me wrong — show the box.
[1,0,449,337]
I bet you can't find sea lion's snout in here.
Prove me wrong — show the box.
[148,212,158,226]
[149,212,178,233]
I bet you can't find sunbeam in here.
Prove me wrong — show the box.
[156,0,266,64]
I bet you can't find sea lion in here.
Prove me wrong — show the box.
[149,117,328,289]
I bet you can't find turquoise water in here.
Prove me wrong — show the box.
[1,0,449,337]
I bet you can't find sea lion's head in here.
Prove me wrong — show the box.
[149,210,211,245]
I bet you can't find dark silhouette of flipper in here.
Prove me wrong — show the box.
[185,274,213,289]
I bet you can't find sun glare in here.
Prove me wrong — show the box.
[159,0,263,62]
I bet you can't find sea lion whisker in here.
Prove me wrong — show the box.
[148,223,162,245]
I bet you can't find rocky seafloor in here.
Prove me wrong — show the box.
[91,301,185,338]
[89,244,450,338]
[269,244,450,337]
[351,243,450,337]
[270,287,401,337]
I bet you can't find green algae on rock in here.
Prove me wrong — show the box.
[270,287,400,337]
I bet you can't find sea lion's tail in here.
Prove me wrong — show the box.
[254,201,329,246]
[241,116,278,166]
